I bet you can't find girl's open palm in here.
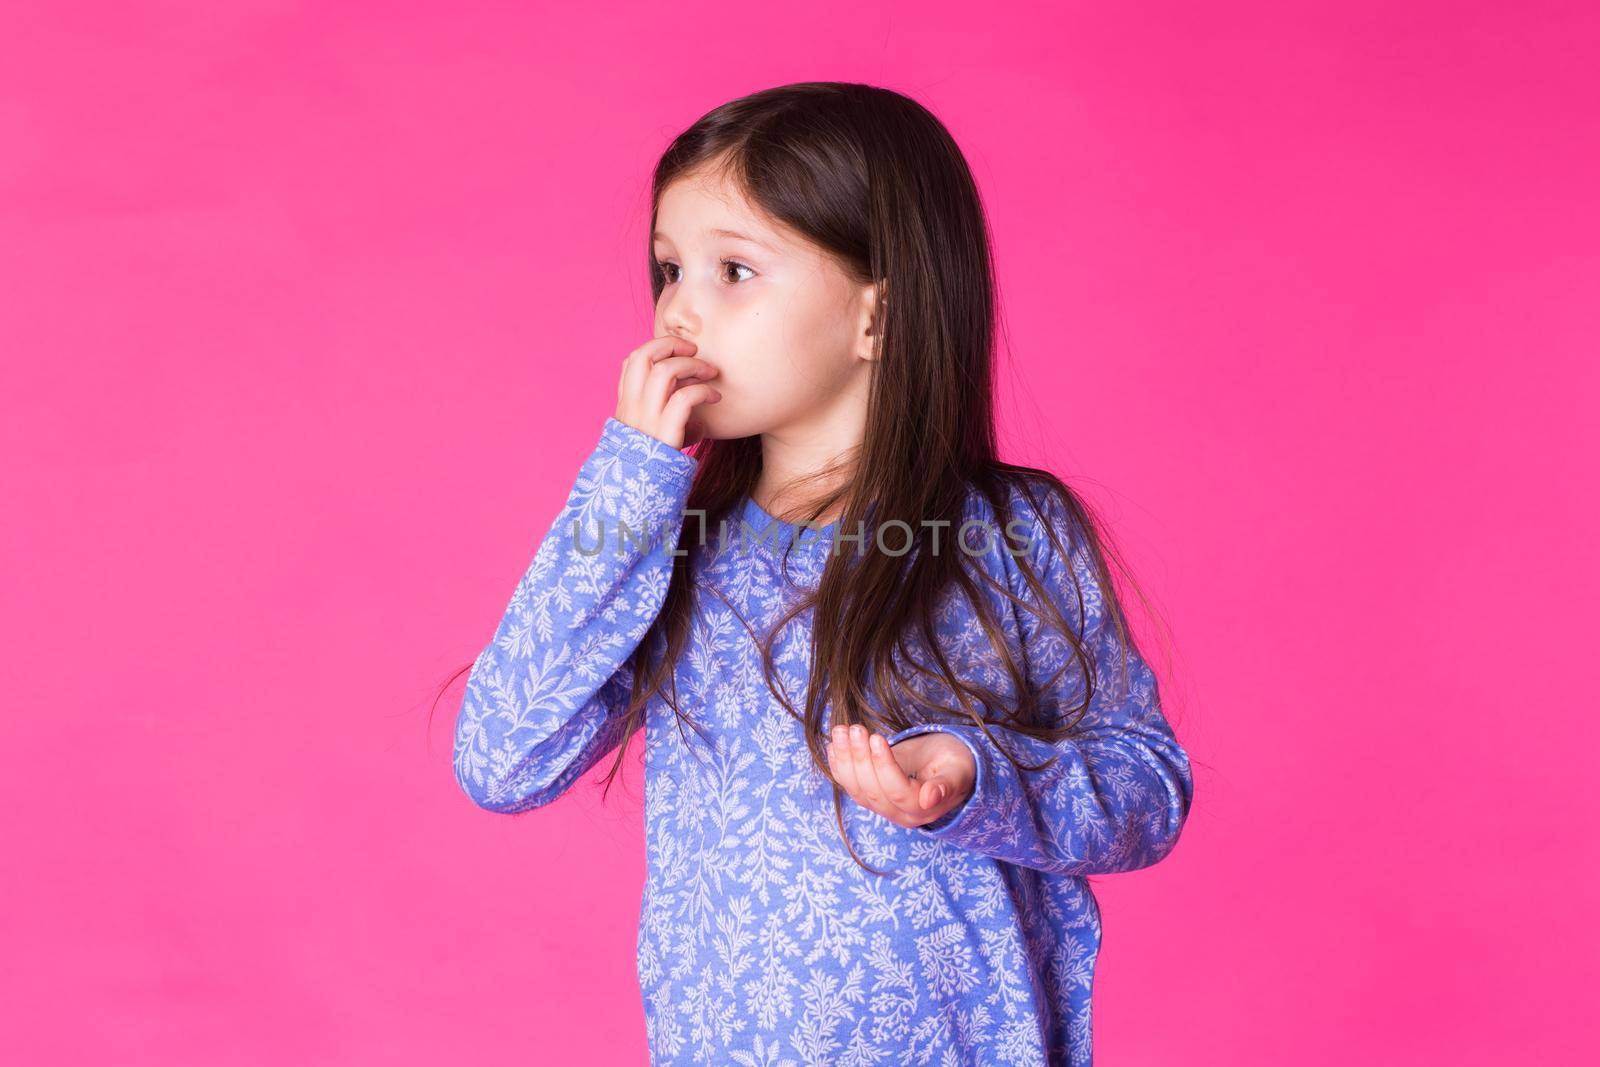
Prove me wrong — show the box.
[826,724,976,828]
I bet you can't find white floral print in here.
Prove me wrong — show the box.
[454,417,1193,1065]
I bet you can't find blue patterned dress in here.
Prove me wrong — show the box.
[453,417,1193,1066]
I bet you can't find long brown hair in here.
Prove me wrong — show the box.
[432,82,1176,875]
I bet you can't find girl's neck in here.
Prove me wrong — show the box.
[753,388,868,526]
[750,482,849,527]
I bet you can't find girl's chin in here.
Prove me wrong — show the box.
[684,410,722,445]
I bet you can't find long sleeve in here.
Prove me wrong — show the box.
[886,486,1193,876]
[453,416,698,813]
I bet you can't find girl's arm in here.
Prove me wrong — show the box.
[886,488,1194,876]
[452,416,697,813]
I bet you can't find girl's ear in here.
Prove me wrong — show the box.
[859,278,887,360]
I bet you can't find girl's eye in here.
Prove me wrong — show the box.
[719,259,756,284]
[655,259,756,286]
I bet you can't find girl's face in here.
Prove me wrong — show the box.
[651,166,878,443]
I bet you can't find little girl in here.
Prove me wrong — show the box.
[451,81,1193,1066]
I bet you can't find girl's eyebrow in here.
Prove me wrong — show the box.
[652,228,777,252]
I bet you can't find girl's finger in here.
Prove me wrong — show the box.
[647,360,718,423]
[831,727,918,825]
[828,725,866,800]
[910,772,951,818]
[663,382,722,430]
[632,333,698,364]
[847,726,889,810]
[619,336,693,390]
[865,734,936,821]
[633,354,718,406]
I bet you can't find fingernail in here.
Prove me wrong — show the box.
[934,786,947,803]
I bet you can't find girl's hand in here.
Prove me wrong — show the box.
[826,724,976,829]
[615,334,722,450]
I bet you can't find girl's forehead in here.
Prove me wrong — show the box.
[657,175,783,246]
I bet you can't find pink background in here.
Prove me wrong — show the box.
[3,2,1596,1063]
